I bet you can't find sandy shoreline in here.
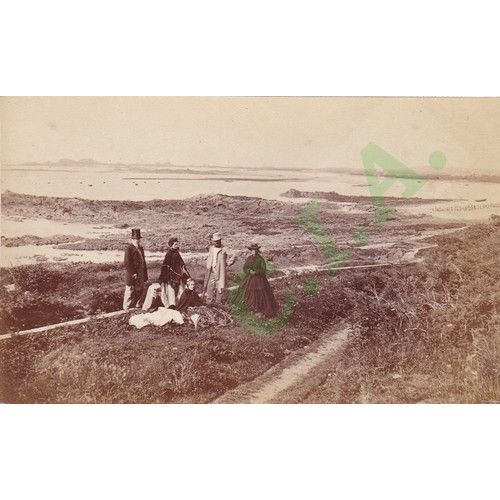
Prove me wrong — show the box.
[1,190,484,267]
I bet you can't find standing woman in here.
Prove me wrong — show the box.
[158,237,190,307]
[235,243,279,318]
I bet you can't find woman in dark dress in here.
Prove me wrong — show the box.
[158,237,190,307]
[176,278,232,329]
[235,243,279,318]
[176,278,203,312]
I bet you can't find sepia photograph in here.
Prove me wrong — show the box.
[1,96,499,404]
[2,2,500,499]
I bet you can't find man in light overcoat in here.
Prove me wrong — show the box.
[202,232,236,305]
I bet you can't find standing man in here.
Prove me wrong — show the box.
[158,237,190,307]
[202,232,237,305]
[123,228,148,310]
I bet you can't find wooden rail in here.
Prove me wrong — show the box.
[0,261,418,341]
[0,310,128,341]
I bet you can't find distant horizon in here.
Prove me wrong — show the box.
[2,97,499,175]
[4,158,499,181]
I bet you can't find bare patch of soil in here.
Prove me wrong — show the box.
[213,325,350,403]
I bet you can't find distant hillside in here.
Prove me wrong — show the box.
[22,158,102,166]
[21,159,181,168]
[15,160,500,183]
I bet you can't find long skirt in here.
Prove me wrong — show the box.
[235,272,279,318]
[183,305,233,329]
[160,281,185,308]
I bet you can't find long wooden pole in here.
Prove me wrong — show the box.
[0,310,127,341]
[0,261,418,341]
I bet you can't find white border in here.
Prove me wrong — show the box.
[1,1,499,96]
[1,1,499,499]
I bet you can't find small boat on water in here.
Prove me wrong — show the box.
[475,199,487,202]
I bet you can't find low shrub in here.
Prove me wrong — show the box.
[305,221,500,403]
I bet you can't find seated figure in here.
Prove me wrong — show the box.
[177,278,233,329]
[142,283,165,312]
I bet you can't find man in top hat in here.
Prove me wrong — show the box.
[202,232,237,305]
[123,228,148,310]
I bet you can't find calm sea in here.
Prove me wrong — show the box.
[1,164,498,266]
[3,164,497,202]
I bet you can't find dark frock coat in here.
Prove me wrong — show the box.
[124,243,148,286]
[158,249,187,285]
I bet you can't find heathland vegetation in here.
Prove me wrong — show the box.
[1,219,498,403]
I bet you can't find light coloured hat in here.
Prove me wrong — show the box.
[211,232,223,242]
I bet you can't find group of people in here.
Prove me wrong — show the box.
[123,228,279,324]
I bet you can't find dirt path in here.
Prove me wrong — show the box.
[211,228,466,404]
[213,325,350,404]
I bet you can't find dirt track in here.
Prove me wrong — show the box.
[212,226,468,404]
[213,325,350,404]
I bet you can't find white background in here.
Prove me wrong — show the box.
[1,1,499,499]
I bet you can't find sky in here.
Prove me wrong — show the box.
[1,97,499,174]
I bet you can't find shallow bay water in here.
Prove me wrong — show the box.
[1,164,498,266]
[3,164,498,202]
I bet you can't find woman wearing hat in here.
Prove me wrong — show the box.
[234,243,279,318]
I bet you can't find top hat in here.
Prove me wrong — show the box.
[248,243,261,251]
[131,228,142,239]
[211,232,223,242]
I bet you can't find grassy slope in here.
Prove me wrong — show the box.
[0,272,350,403]
[303,222,500,404]
[0,192,453,333]
[0,221,498,404]
[1,191,497,404]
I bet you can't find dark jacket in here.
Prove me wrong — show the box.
[124,243,148,286]
[176,288,203,312]
[158,249,188,284]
